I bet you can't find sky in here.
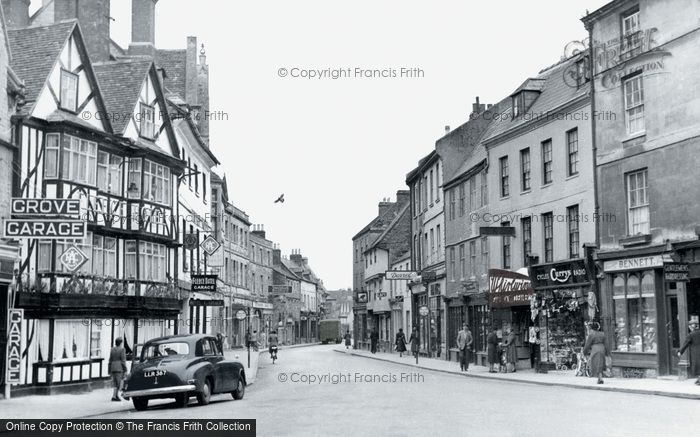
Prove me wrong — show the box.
[30,0,609,290]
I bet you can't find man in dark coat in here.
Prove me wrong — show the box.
[370,329,379,354]
[486,328,499,373]
[678,320,700,385]
[108,338,127,401]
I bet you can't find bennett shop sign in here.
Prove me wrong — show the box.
[529,260,590,289]
[488,269,533,308]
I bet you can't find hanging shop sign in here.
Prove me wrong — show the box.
[253,301,274,310]
[488,269,533,308]
[200,235,221,257]
[603,255,664,272]
[394,295,404,302]
[6,309,23,384]
[385,270,418,281]
[355,291,368,304]
[191,274,217,292]
[236,310,248,320]
[664,263,689,282]
[189,298,224,307]
[529,259,590,289]
[418,305,429,317]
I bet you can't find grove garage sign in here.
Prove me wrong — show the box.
[4,198,85,239]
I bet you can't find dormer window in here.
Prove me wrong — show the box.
[576,56,590,87]
[60,70,78,112]
[511,88,541,118]
[512,93,524,118]
[140,103,155,139]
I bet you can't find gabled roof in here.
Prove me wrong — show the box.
[7,20,76,112]
[92,59,153,134]
[168,99,220,165]
[480,57,590,144]
[366,203,410,253]
[155,49,187,100]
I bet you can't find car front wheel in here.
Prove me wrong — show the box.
[132,397,149,411]
[231,377,245,400]
[197,380,212,406]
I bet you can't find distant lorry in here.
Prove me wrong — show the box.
[319,319,342,344]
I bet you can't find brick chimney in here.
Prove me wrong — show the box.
[272,247,281,265]
[290,249,303,266]
[54,0,111,62]
[1,0,30,29]
[396,190,410,206]
[185,36,199,107]
[251,224,266,239]
[471,96,486,117]
[129,0,158,57]
[197,43,210,144]
[378,198,393,219]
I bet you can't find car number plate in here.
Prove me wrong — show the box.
[144,370,166,378]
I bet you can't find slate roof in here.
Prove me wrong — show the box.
[7,20,77,112]
[155,49,187,99]
[480,57,590,144]
[93,59,153,134]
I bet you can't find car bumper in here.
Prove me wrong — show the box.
[122,384,196,399]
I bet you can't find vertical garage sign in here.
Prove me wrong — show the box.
[6,309,22,384]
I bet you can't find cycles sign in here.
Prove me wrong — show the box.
[529,260,590,289]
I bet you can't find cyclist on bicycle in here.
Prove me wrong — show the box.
[268,330,279,358]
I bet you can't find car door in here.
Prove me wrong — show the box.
[213,338,236,392]
[203,338,225,392]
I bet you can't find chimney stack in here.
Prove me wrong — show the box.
[53,0,111,62]
[185,36,199,107]
[396,190,410,206]
[471,96,486,116]
[129,0,158,57]
[445,125,450,134]
[1,0,30,29]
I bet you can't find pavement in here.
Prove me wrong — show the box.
[334,345,700,400]
[0,348,260,419]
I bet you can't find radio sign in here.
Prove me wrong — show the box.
[6,309,23,384]
[11,198,80,216]
[3,219,86,239]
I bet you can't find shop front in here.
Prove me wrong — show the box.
[488,269,535,370]
[529,259,593,371]
[599,252,683,378]
[352,290,368,350]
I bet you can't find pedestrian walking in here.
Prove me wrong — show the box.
[216,332,224,351]
[344,330,352,350]
[370,329,379,354]
[678,320,700,385]
[395,328,407,357]
[583,321,610,384]
[108,338,127,401]
[503,328,518,373]
[409,327,420,363]
[456,324,473,371]
[486,327,499,373]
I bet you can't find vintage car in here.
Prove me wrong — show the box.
[122,334,246,411]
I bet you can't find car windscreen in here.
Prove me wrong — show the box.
[141,342,190,360]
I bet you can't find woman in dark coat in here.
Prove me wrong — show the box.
[409,327,420,362]
[486,328,499,373]
[395,328,408,357]
[583,321,610,384]
[503,328,518,372]
[344,330,352,350]
[678,321,700,385]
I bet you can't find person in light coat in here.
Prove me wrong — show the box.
[456,324,473,372]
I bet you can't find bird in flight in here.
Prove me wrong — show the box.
[274,194,285,204]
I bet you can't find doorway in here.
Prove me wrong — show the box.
[666,294,681,374]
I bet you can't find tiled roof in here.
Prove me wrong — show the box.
[93,59,153,134]
[367,203,410,252]
[155,49,187,99]
[7,20,77,111]
[480,57,589,144]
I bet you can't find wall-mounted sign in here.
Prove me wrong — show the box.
[200,235,221,256]
[529,259,590,289]
[6,309,23,384]
[422,270,437,282]
[385,271,418,281]
[253,301,273,310]
[355,291,368,304]
[664,263,689,282]
[59,245,89,273]
[269,285,293,294]
[191,274,217,292]
[488,269,533,308]
[3,219,86,239]
[394,295,404,302]
[480,226,515,237]
[603,255,664,272]
[189,298,224,307]
[11,198,80,216]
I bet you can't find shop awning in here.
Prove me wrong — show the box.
[488,269,533,308]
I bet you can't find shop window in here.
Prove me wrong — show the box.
[613,271,657,353]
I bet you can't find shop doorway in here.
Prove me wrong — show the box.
[666,294,681,374]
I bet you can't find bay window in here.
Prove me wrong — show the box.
[125,240,137,278]
[144,160,171,205]
[613,272,657,353]
[128,158,142,199]
[93,235,117,277]
[139,241,167,282]
[97,152,123,195]
[62,136,97,185]
[44,134,60,178]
